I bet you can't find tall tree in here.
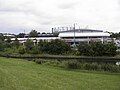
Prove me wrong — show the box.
[29,30,38,37]
[25,39,34,53]
[17,33,25,38]
[110,32,120,39]
[0,34,5,51]
[0,33,4,41]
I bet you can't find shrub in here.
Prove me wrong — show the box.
[38,39,71,55]
[77,42,117,56]
[43,60,61,67]
[77,43,91,56]
[18,46,26,54]
[83,63,92,70]
[4,47,18,54]
[101,63,120,72]
[35,58,120,72]
[35,59,61,67]
[0,40,5,51]
[60,60,79,69]
[67,60,78,69]
[29,45,39,54]
[38,40,49,54]
[12,37,20,48]
[104,42,117,56]
[25,39,34,53]
[82,63,101,71]
[35,59,44,64]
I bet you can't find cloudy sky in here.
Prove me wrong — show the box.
[0,0,120,34]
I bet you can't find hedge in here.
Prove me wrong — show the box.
[0,52,120,63]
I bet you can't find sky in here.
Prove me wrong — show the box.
[0,0,120,34]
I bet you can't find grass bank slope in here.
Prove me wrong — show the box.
[0,57,120,90]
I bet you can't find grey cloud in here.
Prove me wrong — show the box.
[41,21,53,25]
[58,2,78,9]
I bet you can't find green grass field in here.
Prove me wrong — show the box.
[0,57,120,90]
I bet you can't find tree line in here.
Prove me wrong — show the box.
[16,30,58,38]
[0,33,117,56]
[110,32,120,39]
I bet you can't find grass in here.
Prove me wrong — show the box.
[0,57,120,90]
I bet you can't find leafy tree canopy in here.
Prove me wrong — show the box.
[29,30,38,37]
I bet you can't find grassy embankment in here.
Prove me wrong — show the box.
[0,57,120,90]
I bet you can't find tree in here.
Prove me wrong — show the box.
[18,46,26,54]
[4,37,12,48]
[77,42,117,56]
[17,33,25,38]
[0,33,4,41]
[29,30,38,37]
[110,32,120,39]
[77,43,92,56]
[0,33,5,51]
[53,32,59,37]
[88,42,105,56]
[13,37,20,48]
[24,39,34,53]
[38,40,49,53]
[38,39,71,55]
[6,37,12,43]
[30,45,39,54]
[0,40,4,51]
[42,32,46,34]
[104,42,117,56]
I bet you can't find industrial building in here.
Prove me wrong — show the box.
[11,29,111,45]
[59,29,110,45]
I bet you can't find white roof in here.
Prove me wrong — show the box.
[11,37,59,41]
[59,32,110,37]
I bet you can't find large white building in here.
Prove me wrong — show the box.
[59,29,110,45]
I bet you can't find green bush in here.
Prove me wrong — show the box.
[43,60,61,67]
[12,37,20,48]
[35,59,44,64]
[0,41,5,51]
[25,39,34,53]
[83,63,92,70]
[29,45,39,54]
[82,63,101,71]
[104,42,117,56]
[77,42,117,56]
[41,60,120,72]
[101,63,120,72]
[38,39,71,55]
[67,60,79,69]
[4,47,18,54]
[35,59,60,67]
[18,46,26,54]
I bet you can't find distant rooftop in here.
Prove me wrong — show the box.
[59,29,103,33]
[52,28,103,33]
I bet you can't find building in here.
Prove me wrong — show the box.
[59,29,110,45]
[11,37,59,45]
[3,33,15,38]
[11,29,111,45]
